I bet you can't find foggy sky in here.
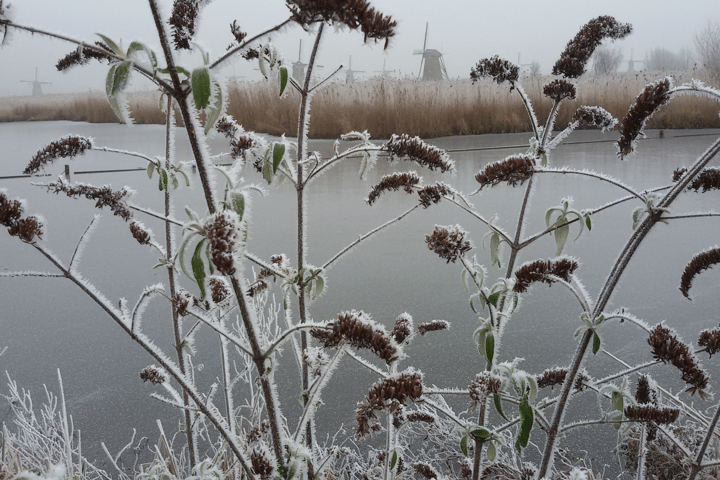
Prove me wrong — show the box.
[0,0,716,97]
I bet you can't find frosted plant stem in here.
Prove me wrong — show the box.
[637,424,647,480]
[295,24,325,477]
[688,401,720,480]
[504,176,534,281]
[163,96,197,468]
[537,135,720,479]
[57,370,73,480]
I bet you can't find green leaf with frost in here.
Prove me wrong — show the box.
[460,435,468,456]
[272,143,285,174]
[147,161,156,179]
[191,67,211,109]
[487,441,497,461]
[158,168,168,191]
[204,81,224,134]
[278,65,289,96]
[97,34,123,56]
[312,275,325,301]
[126,41,157,70]
[171,173,179,190]
[106,61,133,96]
[191,239,207,298]
[229,192,245,221]
[390,450,398,470]
[487,291,501,307]
[632,207,645,230]
[593,331,601,354]
[493,393,508,420]
[471,428,491,439]
[490,232,500,267]
[515,399,533,451]
[262,158,273,184]
[555,222,569,256]
[585,214,592,231]
[486,332,495,365]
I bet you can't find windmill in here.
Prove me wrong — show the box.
[374,59,395,78]
[343,56,364,83]
[624,49,645,73]
[291,39,323,83]
[413,23,448,81]
[20,68,51,96]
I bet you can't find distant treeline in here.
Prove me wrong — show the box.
[1,73,718,138]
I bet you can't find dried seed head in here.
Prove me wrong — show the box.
[205,212,241,276]
[698,325,720,358]
[247,279,268,298]
[208,276,231,304]
[383,134,454,173]
[356,369,423,437]
[552,16,632,78]
[169,0,209,50]
[130,221,151,245]
[24,136,93,175]
[624,405,679,425]
[417,182,453,208]
[140,366,166,385]
[1,192,47,242]
[366,171,420,205]
[679,247,720,299]
[537,368,568,389]
[227,20,248,50]
[513,257,579,293]
[172,291,192,316]
[250,447,274,477]
[617,77,672,159]
[417,319,450,336]
[286,0,397,49]
[543,79,577,102]
[391,312,413,345]
[469,372,501,404]
[56,43,113,72]
[412,462,439,480]
[406,411,435,424]
[460,460,472,479]
[311,310,400,364]
[470,55,519,89]
[648,324,709,397]
[247,420,270,443]
[42,178,133,221]
[635,375,656,405]
[673,167,720,193]
[572,106,617,132]
[216,116,239,138]
[426,225,472,263]
[475,155,535,190]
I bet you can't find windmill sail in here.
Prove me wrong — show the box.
[414,23,448,81]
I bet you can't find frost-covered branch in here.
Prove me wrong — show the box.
[536,167,645,200]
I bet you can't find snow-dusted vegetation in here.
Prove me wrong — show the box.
[2,2,720,479]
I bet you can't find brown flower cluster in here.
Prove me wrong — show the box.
[285,0,397,48]
[406,412,435,424]
[24,136,93,175]
[412,463,439,480]
[635,375,657,405]
[205,213,239,276]
[169,0,206,50]
[475,155,535,190]
[383,134,455,173]
[208,276,231,304]
[139,367,165,384]
[130,221,151,245]
[624,405,679,425]
[250,448,274,477]
[543,79,577,102]
[617,78,672,159]
[552,16,632,78]
[356,370,423,437]
[311,311,399,364]
[460,460,472,479]
[469,372,501,405]
[673,167,720,193]
[391,313,413,345]
[366,171,420,205]
[417,319,450,336]
[679,247,720,299]
[227,20,248,50]
[572,106,617,131]
[56,43,113,72]
[172,291,192,316]
[44,181,133,221]
[216,116,239,139]
[247,420,270,443]
[648,325,708,396]
[698,325,720,357]
[512,257,579,293]
[417,182,452,208]
[470,55,519,89]
[537,368,568,389]
[0,192,43,243]
[425,225,471,263]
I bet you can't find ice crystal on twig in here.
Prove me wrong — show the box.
[0,192,43,243]
[647,324,708,397]
[366,171,420,205]
[310,310,400,364]
[383,134,454,173]
[673,167,720,192]
[355,369,423,437]
[286,0,397,48]
[42,178,133,221]
[24,136,93,175]
[475,155,535,190]
[512,256,579,293]
[679,247,720,299]
[470,55,519,90]
[617,77,672,159]
[425,225,471,263]
[543,79,577,102]
[552,16,632,78]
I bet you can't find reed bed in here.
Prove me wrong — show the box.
[2,73,718,136]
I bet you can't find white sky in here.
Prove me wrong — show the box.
[0,0,717,97]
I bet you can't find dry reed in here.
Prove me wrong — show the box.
[2,72,717,136]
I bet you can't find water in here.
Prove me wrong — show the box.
[2,121,720,473]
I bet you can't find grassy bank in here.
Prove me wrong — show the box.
[2,73,718,137]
